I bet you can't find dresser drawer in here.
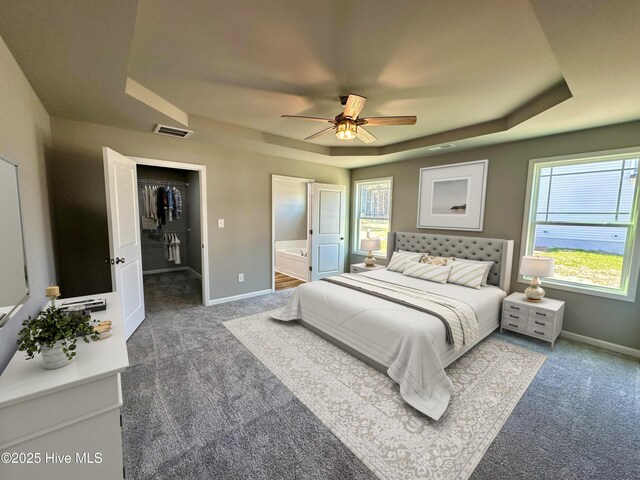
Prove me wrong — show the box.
[504,302,526,314]
[503,311,525,323]
[526,324,554,341]
[502,318,526,333]
[528,306,555,319]
[528,315,555,330]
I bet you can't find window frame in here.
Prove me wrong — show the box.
[520,147,640,302]
[352,177,393,259]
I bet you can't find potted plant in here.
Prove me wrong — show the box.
[17,306,100,370]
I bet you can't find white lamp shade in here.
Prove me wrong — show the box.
[520,256,555,277]
[360,238,381,252]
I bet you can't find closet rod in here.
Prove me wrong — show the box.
[142,229,191,233]
[138,179,189,187]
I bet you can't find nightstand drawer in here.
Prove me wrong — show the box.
[503,311,525,323]
[528,316,554,330]
[528,306,554,319]
[526,325,554,341]
[504,302,526,314]
[502,318,526,332]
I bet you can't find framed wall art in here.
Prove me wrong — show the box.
[417,159,488,231]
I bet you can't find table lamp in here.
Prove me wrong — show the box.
[361,238,381,267]
[520,255,555,302]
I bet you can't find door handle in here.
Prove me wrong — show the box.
[105,258,114,265]
[115,257,125,264]
[340,237,344,240]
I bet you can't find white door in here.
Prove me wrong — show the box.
[103,147,145,339]
[310,183,346,281]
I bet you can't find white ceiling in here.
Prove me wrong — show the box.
[1,0,640,168]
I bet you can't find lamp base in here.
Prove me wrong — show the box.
[364,251,376,267]
[524,278,545,302]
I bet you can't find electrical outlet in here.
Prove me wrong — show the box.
[218,219,225,228]
[238,273,244,282]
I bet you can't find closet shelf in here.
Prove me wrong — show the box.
[138,179,189,187]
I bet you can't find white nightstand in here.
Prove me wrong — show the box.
[500,292,565,348]
[350,263,386,274]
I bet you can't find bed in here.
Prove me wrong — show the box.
[272,232,514,420]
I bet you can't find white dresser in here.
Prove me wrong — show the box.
[0,293,128,479]
[500,292,565,348]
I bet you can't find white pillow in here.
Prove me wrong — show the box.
[403,262,452,284]
[453,258,494,286]
[447,262,487,289]
[386,251,423,272]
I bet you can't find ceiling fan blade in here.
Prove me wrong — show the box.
[343,93,367,119]
[355,126,377,144]
[360,116,417,126]
[281,115,334,123]
[304,126,335,141]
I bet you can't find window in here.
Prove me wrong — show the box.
[522,149,640,301]
[353,177,393,258]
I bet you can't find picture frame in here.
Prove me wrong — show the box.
[417,159,488,231]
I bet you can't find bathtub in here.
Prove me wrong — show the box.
[275,241,308,282]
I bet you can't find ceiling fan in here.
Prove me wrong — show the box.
[281,93,417,143]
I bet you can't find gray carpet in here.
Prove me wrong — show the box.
[122,272,640,480]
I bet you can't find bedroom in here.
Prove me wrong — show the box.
[0,1,638,479]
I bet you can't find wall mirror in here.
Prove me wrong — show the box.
[0,156,29,327]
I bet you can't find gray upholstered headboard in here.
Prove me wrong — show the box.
[386,232,514,292]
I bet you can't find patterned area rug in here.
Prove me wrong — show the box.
[224,310,546,480]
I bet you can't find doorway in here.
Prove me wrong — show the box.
[272,175,312,291]
[132,157,210,307]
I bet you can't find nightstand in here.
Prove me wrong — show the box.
[350,263,386,274]
[500,292,565,348]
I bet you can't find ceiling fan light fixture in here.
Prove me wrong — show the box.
[336,120,357,140]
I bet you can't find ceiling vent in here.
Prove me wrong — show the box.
[153,124,193,139]
[427,143,455,151]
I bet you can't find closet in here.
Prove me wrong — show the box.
[137,165,202,301]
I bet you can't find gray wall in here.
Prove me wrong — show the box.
[0,35,55,373]
[274,178,308,242]
[186,170,202,275]
[351,120,640,350]
[49,117,351,300]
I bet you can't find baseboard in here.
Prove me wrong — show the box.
[143,267,188,275]
[187,267,202,279]
[560,330,640,359]
[208,289,272,306]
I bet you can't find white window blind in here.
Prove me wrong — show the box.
[523,151,640,300]
[353,178,393,257]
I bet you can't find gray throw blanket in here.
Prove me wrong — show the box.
[321,273,478,350]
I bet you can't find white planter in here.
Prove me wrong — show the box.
[41,340,74,370]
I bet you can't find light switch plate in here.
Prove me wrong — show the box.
[218,219,224,228]
[238,273,244,282]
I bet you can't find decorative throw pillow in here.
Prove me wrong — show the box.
[403,262,452,284]
[420,255,453,266]
[386,251,423,272]
[447,262,487,289]
[453,258,494,286]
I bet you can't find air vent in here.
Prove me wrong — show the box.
[427,144,455,151]
[153,124,193,139]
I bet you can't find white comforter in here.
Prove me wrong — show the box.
[272,269,506,420]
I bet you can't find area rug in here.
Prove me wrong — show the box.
[224,310,546,480]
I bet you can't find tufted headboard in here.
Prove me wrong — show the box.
[387,232,514,292]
